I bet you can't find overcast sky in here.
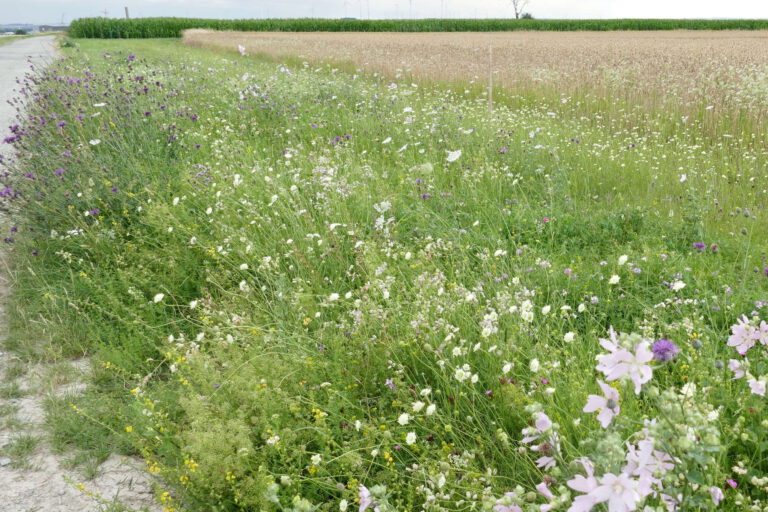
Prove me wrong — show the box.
[4,0,768,25]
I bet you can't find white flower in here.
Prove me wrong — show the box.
[530,358,540,373]
[426,404,436,416]
[239,263,249,270]
[398,413,411,425]
[310,454,322,465]
[153,293,165,303]
[382,137,392,144]
[189,300,198,309]
[237,44,247,56]
[339,498,348,511]
[564,332,576,343]
[406,432,417,445]
[446,150,462,162]
[609,275,620,285]
[680,174,687,183]
[671,280,686,292]
[412,401,425,412]
[328,293,340,302]
[618,255,628,265]
[89,138,101,145]
[541,305,551,315]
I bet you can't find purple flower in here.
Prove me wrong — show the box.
[385,378,395,390]
[88,208,101,216]
[54,168,65,175]
[764,268,768,277]
[651,338,679,362]
[693,242,706,252]
[127,54,136,62]
[499,146,508,154]
[564,268,572,276]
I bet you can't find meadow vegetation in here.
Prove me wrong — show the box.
[183,29,768,147]
[2,35,768,512]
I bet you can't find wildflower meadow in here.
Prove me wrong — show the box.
[2,36,768,512]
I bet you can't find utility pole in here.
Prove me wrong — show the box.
[101,9,108,18]
[124,7,130,19]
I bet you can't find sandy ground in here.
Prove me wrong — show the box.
[0,36,160,512]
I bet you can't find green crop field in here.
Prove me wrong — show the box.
[3,34,768,512]
[68,16,768,38]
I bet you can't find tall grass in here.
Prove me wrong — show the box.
[4,38,768,511]
[69,17,768,38]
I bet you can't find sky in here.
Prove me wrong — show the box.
[3,0,768,25]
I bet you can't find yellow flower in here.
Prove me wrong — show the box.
[125,425,133,433]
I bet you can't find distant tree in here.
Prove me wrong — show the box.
[14,29,27,35]
[511,0,529,19]
[521,12,534,19]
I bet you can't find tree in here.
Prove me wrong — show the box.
[511,0,529,19]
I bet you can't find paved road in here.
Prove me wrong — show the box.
[0,36,58,157]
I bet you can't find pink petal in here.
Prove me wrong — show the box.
[583,395,606,413]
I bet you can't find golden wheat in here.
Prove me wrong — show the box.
[183,29,768,136]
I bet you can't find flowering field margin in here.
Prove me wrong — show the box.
[2,38,767,511]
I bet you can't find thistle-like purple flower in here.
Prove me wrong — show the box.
[651,338,679,362]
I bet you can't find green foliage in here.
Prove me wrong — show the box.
[68,16,768,39]
[4,38,768,511]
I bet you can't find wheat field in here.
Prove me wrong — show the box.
[184,29,768,128]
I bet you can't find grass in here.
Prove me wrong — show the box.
[68,17,768,38]
[2,433,41,468]
[184,29,768,153]
[0,35,29,47]
[2,36,767,511]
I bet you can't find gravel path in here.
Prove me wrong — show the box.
[0,36,160,512]
[0,36,58,149]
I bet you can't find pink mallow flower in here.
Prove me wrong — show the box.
[569,472,642,512]
[748,378,766,396]
[583,380,620,428]
[728,359,746,379]
[521,412,559,470]
[359,485,378,512]
[494,492,523,512]
[623,438,674,497]
[727,315,768,355]
[710,486,725,506]
[567,458,599,512]
[596,336,653,394]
